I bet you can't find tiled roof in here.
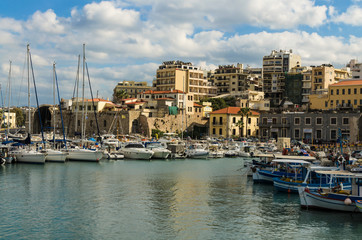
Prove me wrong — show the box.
[332,80,362,86]
[156,98,175,100]
[125,101,145,105]
[193,103,202,107]
[210,107,259,116]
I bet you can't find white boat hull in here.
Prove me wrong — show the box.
[122,150,154,160]
[298,187,360,212]
[14,151,46,164]
[66,149,103,162]
[45,150,67,162]
[151,149,171,159]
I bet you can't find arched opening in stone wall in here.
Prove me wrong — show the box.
[131,119,139,134]
[33,106,52,134]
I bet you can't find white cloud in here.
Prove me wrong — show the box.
[332,5,362,25]
[26,9,65,34]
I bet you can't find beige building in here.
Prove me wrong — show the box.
[311,64,350,94]
[2,112,16,128]
[309,79,362,110]
[209,107,259,138]
[153,61,217,101]
[263,49,301,107]
[113,81,152,99]
[237,90,270,111]
[72,98,117,112]
[214,64,250,95]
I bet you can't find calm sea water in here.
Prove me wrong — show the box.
[1,158,362,240]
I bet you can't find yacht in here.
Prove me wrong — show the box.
[120,142,154,160]
[66,147,103,162]
[12,149,46,164]
[185,143,209,159]
[42,149,67,162]
[144,142,171,159]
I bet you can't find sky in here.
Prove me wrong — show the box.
[1,0,362,106]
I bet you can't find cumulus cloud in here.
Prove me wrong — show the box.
[332,5,362,25]
[1,0,362,105]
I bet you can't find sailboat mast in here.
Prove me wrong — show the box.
[27,44,31,134]
[74,55,80,134]
[7,60,11,140]
[81,44,86,140]
[53,62,56,149]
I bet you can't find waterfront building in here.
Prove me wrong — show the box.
[213,64,249,95]
[258,111,361,143]
[284,66,311,107]
[113,81,152,100]
[71,98,117,112]
[262,49,301,107]
[153,61,217,102]
[309,79,362,111]
[209,107,259,139]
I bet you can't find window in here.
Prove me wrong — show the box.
[348,89,351,94]
[248,118,251,124]
[248,129,251,136]
[336,100,339,105]
[354,88,357,94]
[342,89,345,95]
[272,118,277,124]
[233,129,236,136]
[219,128,222,135]
[331,130,337,139]
[316,130,322,139]
[233,117,236,123]
[262,118,267,124]
[355,99,357,105]
[331,90,333,95]
[213,117,216,124]
[316,117,322,125]
[343,117,349,125]
[294,129,300,139]
[219,117,223,124]
[330,100,334,106]
[305,117,311,125]
[337,89,339,95]
[330,117,337,125]
[212,128,216,134]
[294,118,300,125]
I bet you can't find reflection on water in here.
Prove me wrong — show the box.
[1,159,362,239]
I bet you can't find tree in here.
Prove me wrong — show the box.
[113,89,129,103]
[236,119,244,138]
[238,107,251,138]
[11,107,25,127]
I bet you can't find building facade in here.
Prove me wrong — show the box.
[209,107,259,139]
[262,50,301,107]
[113,81,152,99]
[259,111,361,143]
[153,61,217,102]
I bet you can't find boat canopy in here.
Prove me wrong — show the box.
[272,159,311,164]
[314,170,355,176]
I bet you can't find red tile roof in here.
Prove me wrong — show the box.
[193,103,202,107]
[332,80,362,86]
[125,101,145,105]
[210,107,259,116]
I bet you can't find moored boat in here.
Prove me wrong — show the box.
[120,142,154,160]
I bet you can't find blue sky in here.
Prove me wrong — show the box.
[1,0,362,106]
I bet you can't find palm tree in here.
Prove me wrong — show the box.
[236,119,244,138]
[238,107,251,138]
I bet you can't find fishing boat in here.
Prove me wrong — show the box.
[120,142,154,160]
[298,170,360,212]
[273,160,348,193]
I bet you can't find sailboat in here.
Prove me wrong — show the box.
[65,44,103,162]
[12,45,45,164]
[43,63,67,162]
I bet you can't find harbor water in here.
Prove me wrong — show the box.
[1,158,362,240]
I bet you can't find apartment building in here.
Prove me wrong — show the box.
[262,50,301,107]
[311,64,350,94]
[236,90,270,111]
[213,64,250,95]
[153,61,217,102]
[346,59,362,79]
[113,81,152,99]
